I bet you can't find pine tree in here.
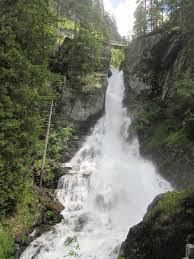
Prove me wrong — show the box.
[0,0,57,216]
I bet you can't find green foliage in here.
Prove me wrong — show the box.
[164,130,185,147]
[111,49,125,68]
[58,18,76,31]
[13,183,39,230]
[134,0,194,37]
[48,127,73,161]
[0,225,14,259]
[70,29,103,78]
[0,183,39,258]
[170,26,181,33]
[33,127,73,185]
[0,0,60,217]
[133,2,147,37]
[68,237,80,258]
[175,71,194,98]
[146,188,194,227]
[45,210,55,220]
[144,124,169,151]
[52,0,120,90]
[132,103,161,131]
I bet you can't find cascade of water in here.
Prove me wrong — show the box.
[21,70,172,259]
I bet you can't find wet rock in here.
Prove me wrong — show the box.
[108,68,112,77]
[34,225,52,238]
[119,190,194,259]
[64,236,77,245]
[74,213,90,232]
[95,194,114,210]
[45,200,64,214]
[61,162,73,170]
[31,245,45,259]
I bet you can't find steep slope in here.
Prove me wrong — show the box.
[123,31,194,189]
[120,30,194,259]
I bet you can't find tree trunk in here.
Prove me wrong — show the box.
[40,100,54,188]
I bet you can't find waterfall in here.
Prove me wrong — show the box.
[21,70,172,259]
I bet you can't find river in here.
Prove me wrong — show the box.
[21,70,172,259]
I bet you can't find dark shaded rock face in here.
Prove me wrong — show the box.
[123,31,194,189]
[119,190,194,259]
[123,32,187,102]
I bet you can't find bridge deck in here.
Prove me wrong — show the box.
[105,40,129,48]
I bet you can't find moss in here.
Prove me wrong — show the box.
[45,210,55,220]
[146,188,194,227]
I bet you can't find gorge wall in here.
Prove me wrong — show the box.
[123,31,194,189]
[120,31,194,259]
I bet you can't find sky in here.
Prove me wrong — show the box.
[103,0,137,38]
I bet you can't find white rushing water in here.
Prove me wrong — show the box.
[21,70,172,259]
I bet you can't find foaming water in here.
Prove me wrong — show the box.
[21,70,172,259]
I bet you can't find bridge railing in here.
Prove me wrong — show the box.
[108,41,129,47]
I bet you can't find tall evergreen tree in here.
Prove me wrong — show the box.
[0,0,57,216]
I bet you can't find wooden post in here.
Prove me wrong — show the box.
[40,100,54,188]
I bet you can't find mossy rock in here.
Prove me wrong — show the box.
[121,188,194,259]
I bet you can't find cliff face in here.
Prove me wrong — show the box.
[124,32,187,102]
[123,31,194,189]
[52,38,110,133]
[121,31,194,259]
[55,74,107,127]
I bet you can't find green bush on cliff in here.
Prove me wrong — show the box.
[146,188,194,228]
[0,182,39,258]
[49,127,73,161]
[133,68,194,154]
[0,226,14,259]
[164,130,186,147]
[70,29,103,82]
[111,49,125,68]
[32,127,73,186]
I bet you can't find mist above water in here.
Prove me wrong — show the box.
[21,70,172,259]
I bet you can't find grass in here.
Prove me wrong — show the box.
[145,188,194,227]
[0,225,14,259]
[0,182,40,258]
